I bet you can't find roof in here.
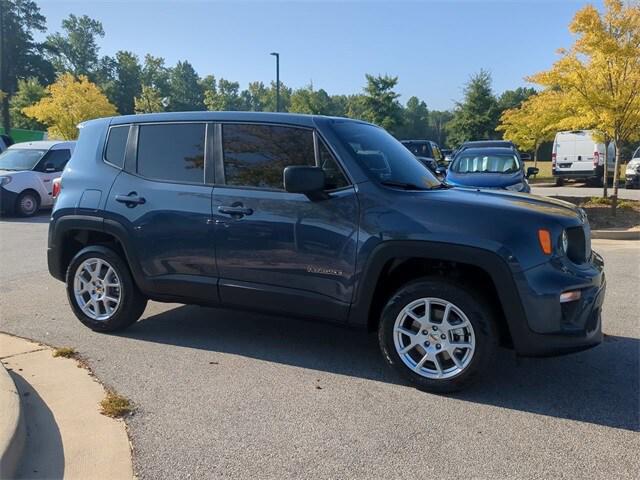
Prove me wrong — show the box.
[108,111,371,127]
[400,140,434,144]
[9,140,75,150]
[461,140,514,147]
[454,147,518,156]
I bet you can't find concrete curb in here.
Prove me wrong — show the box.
[591,229,640,240]
[0,361,26,479]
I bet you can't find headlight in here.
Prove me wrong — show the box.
[561,230,569,253]
[0,176,12,186]
[505,182,524,191]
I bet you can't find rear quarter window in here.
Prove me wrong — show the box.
[105,126,129,168]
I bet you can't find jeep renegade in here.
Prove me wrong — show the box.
[48,112,606,392]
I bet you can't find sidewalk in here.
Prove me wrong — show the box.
[0,334,133,479]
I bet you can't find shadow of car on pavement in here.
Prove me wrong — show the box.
[121,304,639,432]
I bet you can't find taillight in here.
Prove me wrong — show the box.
[552,153,556,167]
[593,151,600,166]
[52,177,62,199]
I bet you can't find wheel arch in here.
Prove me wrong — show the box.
[349,241,526,347]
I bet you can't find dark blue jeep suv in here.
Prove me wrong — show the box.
[48,112,606,392]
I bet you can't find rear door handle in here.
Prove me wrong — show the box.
[115,192,146,207]
[217,205,253,217]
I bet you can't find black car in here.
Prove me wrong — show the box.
[401,140,443,173]
[48,112,605,393]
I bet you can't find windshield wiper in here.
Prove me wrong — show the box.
[380,180,431,191]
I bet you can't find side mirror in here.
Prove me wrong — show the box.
[284,166,325,195]
[520,153,532,161]
[526,167,539,178]
[44,162,56,173]
[435,166,447,176]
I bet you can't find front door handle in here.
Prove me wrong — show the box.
[115,192,146,207]
[217,205,253,218]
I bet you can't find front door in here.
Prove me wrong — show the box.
[212,123,358,321]
[104,122,216,301]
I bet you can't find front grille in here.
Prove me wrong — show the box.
[567,226,587,264]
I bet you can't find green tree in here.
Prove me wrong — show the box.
[134,85,164,114]
[204,77,244,111]
[9,77,46,130]
[396,96,429,139]
[497,87,537,112]
[111,51,142,114]
[429,110,454,146]
[46,14,105,78]
[290,84,332,114]
[0,0,54,133]
[241,81,268,111]
[168,60,204,111]
[358,74,403,133]
[141,54,170,98]
[447,70,500,146]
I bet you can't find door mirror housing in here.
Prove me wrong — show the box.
[526,167,539,178]
[284,166,325,195]
[435,166,447,176]
[44,162,56,173]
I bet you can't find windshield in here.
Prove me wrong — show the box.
[331,122,441,189]
[633,147,640,159]
[0,148,47,171]
[451,153,520,174]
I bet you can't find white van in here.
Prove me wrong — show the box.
[0,140,75,216]
[552,130,615,186]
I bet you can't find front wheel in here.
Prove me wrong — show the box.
[66,246,147,332]
[378,278,498,393]
[16,190,40,217]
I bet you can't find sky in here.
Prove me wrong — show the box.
[34,0,603,110]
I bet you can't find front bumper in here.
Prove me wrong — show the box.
[509,251,605,357]
[625,173,640,187]
[0,186,18,214]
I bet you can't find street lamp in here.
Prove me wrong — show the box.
[270,52,280,112]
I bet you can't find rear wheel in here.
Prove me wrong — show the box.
[378,278,497,393]
[15,190,40,217]
[66,246,147,332]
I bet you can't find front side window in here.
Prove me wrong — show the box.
[137,123,205,183]
[222,124,315,190]
[105,126,129,168]
[317,140,349,190]
[331,121,441,190]
[0,148,47,171]
[36,149,71,172]
[452,154,520,173]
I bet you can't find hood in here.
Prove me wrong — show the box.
[445,170,523,188]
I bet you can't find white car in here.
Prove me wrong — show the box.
[552,130,615,186]
[625,146,640,189]
[0,141,75,217]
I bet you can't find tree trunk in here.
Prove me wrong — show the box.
[602,138,609,199]
[534,141,539,169]
[0,4,9,135]
[611,136,620,217]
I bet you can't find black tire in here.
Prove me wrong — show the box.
[66,245,147,332]
[555,177,564,186]
[15,190,40,217]
[378,278,498,393]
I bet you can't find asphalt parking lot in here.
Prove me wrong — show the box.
[1,212,639,479]
[531,185,640,200]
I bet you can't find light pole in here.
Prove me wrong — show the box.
[270,52,280,112]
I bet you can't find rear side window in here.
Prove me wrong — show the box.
[38,149,71,172]
[222,124,315,190]
[105,126,129,168]
[137,123,206,183]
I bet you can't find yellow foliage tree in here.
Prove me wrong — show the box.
[497,89,585,166]
[22,73,117,140]
[529,0,640,207]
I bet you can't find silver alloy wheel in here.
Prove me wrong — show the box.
[19,194,37,215]
[393,297,476,379]
[73,258,122,321]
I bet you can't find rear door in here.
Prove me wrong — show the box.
[104,122,217,301]
[572,132,597,173]
[212,122,359,321]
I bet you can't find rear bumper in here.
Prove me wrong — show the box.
[552,168,601,179]
[509,252,605,357]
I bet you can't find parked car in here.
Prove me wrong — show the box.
[443,147,538,193]
[0,140,75,216]
[0,134,14,153]
[441,148,454,163]
[625,146,640,189]
[401,140,443,173]
[552,130,615,186]
[48,112,605,393]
